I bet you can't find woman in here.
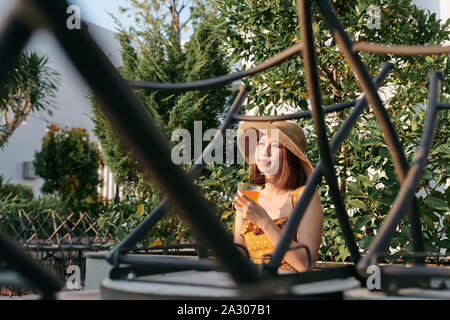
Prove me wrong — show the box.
[234,120,323,272]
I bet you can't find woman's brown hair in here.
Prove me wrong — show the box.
[250,141,307,190]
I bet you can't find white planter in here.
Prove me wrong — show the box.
[84,252,111,290]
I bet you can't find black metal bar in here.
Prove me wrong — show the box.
[233,99,357,121]
[372,251,450,261]
[28,0,259,284]
[0,270,33,289]
[119,243,199,252]
[239,264,356,299]
[189,84,251,178]
[0,1,31,88]
[107,202,167,266]
[116,255,218,268]
[127,43,303,91]
[380,265,450,279]
[0,231,61,298]
[107,84,250,265]
[267,62,393,271]
[438,102,450,109]
[314,0,425,261]
[0,2,62,299]
[297,0,360,265]
[353,42,450,55]
[357,71,442,273]
[109,255,220,279]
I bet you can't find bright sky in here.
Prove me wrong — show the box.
[69,0,132,30]
[68,0,193,41]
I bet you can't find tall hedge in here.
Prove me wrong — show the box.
[91,1,234,199]
[91,1,238,246]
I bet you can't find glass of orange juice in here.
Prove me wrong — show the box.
[237,182,262,207]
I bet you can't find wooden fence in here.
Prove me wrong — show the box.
[0,210,113,296]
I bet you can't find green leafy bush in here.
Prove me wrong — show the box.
[33,124,101,204]
[195,162,249,234]
[0,192,69,238]
[95,161,247,249]
[0,192,110,241]
[0,174,34,201]
[96,190,189,249]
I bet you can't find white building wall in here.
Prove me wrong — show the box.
[0,0,122,197]
[413,0,449,45]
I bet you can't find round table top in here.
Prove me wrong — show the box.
[101,270,361,299]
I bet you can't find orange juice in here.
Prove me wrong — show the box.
[237,190,260,207]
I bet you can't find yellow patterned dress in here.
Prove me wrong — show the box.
[240,186,304,272]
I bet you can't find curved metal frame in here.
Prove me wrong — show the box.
[0,0,448,299]
[353,42,450,56]
[127,43,303,91]
[296,0,361,267]
[357,71,443,274]
[315,0,427,263]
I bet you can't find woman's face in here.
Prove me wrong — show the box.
[255,134,284,176]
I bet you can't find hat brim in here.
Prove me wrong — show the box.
[237,121,314,178]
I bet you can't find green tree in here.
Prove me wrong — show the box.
[91,0,234,198]
[169,20,232,133]
[217,0,450,261]
[33,124,102,203]
[91,0,239,247]
[0,51,60,149]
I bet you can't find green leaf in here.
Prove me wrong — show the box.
[438,239,450,249]
[411,119,417,132]
[358,235,374,250]
[424,197,449,211]
[337,244,349,262]
[347,198,367,210]
[354,216,371,231]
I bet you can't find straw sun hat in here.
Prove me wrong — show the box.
[237,120,314,178]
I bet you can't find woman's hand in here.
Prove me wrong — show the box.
[234,191,270,227]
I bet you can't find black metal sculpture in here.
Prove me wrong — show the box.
[0,0,449,299]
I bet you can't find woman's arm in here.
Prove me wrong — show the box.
[295,190,323,267]
[235,190,323,271]
[261,190,323,272]
[234,209,248,257]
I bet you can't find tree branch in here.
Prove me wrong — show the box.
[320,65,342,99]
[8,93,17,113]
[0,87,34,146]
[180,16,192,31]
[2,109,7,125]
[176,3,186,15]
[23,88,33,117]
